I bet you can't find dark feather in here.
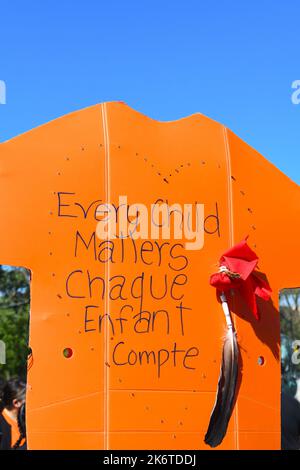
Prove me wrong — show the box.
[204,328,239,447]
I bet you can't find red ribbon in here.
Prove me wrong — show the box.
[210,239,272,319]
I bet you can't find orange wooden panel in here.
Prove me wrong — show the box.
[0,104,107,448]
[109,431,236,450]
[227,129,300,438]
[238,432,280,450]
[0,101,299,450]
[29,432,105,450]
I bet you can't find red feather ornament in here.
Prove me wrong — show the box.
[204,239,272,447]
[210,239,272,319]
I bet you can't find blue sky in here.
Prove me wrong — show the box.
[0,1,299,183]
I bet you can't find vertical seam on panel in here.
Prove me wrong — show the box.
[223,125,240,450]
[101,103,110,450]
[223,126,234,247]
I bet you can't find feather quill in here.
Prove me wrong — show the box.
[204,293,239,448]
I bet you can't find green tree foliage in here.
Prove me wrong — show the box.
[280,289,300,340]
[280,288,300,390]
[0,266,30,380]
